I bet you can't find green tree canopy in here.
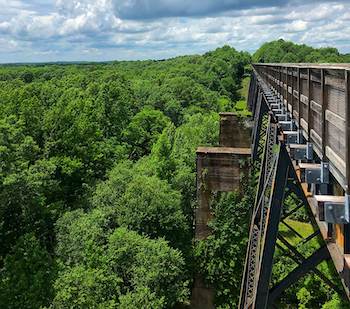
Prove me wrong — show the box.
[53,227,188,308]
[0,233,54,309]
[123,108,171,160]
[253,39,347,63]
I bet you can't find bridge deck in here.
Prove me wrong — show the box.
[254,64,350,191]
[252,63,350,300]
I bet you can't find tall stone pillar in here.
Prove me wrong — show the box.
[219,112,251,148]
[191,113,251,309]
[195,147,250,240]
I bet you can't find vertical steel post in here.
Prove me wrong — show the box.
[307,68,311,140]
[274,67,277,91]
[282,66,284,102]
[291,68,294,117]
[321,69,326,159]
[345,69,350,254]
[279,66,282,99]
[286,67,289,109]
[345,69,350,192]
[282,66,284,104]
[298,68,301,131]
[285,66,288,108]
[318,70,331,236]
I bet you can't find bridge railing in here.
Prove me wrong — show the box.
[240,66,350,306]
[253,64,350,192]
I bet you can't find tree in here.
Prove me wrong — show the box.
[0,116,55,257]
[118,287,165,309]
[53,227,189,308]
[52,265,121,309]
[0,233,54,309]
[123,108,170,160]
[92,160,135,210]
[171,112,219,169]
[106,228,189,307]
[92,162,188,250]
[95,79,135,139]
[150,123,177,181]
[20,71,34,83]
[55,208,113,267]
[281,52,299,63]
[116,175,188,248]
[253,39,346,63]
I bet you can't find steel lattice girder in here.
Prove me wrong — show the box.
[239,77,346,308]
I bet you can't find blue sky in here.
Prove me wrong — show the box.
[0,0,349,63]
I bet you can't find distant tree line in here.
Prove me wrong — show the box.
[253,39,350,63]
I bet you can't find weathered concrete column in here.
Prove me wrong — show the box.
[192,114,251,309]
[192,147,250,309]
[195,147,251,240]
[219,112,252,148]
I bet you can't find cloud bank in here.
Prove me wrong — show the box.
[0,0,349,63]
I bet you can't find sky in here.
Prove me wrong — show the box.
[0,0,349,63]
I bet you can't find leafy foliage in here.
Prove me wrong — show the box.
[53,227,188,308]
[0,45,250,308]
[0,233,54,309]
[123,107,170,160]
[253,39,350,63]
[195,185,254,308]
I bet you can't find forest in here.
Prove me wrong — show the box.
[253,39,350,63]
[0,40,349,308]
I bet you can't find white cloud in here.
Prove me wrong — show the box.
[287,20,308,32]
[0,0,349,63]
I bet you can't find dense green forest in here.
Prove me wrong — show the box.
[0,46,252,308]
[253,39,350,63]
[0,40,349,308]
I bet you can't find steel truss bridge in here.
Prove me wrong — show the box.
[239,64,350,308]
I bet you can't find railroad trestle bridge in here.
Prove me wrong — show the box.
[195,63,350,308]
